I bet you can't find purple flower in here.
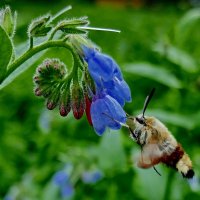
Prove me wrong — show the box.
[83,46,122,86]
[83,46,131,135]
[61,184,74,198]
[103,77,131,106]
[82,170,103,184]
[91,90,126,135]
[53,164,75,198]
[53,170,69,186]
[4,196,13,200]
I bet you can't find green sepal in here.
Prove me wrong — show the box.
[28,15,52,37]
[57,17,89,28]
[61,28,87,35]
[0,6,17,38]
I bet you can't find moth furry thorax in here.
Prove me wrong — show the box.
[128,115,194,179]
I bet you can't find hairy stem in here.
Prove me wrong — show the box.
[4,40,80,81]
[29,36,33,49]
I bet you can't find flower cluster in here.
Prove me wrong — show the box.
[82,46,131,135]
[34,58,92,122]
[33,44,132,135]
[53,169,74,198]
[53,164,103,198]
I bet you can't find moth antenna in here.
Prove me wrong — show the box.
[102,112,129,128]
[142,88,155,118]
[153,166,162,176]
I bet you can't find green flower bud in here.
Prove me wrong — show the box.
[34,58,67,98]
[71,80,85,119]
[36,58,66,80]
[0,6,17,37]
[59,84,71,117]
[28,15,51,37]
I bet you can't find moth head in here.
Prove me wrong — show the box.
[135,114,146,126]
[134,88,155,127]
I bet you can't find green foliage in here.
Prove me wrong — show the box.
[0,39,46,90]
[0,25,13,82]
[124,62,183,88]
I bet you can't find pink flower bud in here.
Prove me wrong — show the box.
[58,84,71,116]
[59,102,71,116]
[34,87,42,96]
[46,101,57,110]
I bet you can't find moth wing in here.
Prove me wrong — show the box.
[137,143,164,168]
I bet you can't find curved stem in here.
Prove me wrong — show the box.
[4,40,79,80]
[163,170,175,200]
[29,36,33,49]
[48,27,58,41]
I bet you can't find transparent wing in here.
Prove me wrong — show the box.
[137,144,163,168]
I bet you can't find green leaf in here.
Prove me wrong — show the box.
[49,5,72,23]
[153,43,198,73]
[42,182,59,200]
[175,8,200,46]
[0,37,47,90]
[124,62,182,88]
[0,25,13,82]
[97,130,126,172]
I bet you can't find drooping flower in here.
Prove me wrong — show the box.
[61,184,74,198]
[52,164,74,198]
[82,46,131,106]
[83,46,120,86]
[103,77,132,106]
[53,170,69,186]
[82,46,131,134]
[90,90,126,135]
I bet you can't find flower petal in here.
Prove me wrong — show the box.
[103,78,131,105]
[115,78,132,102]
[61,184,74,197]
[88,54,114,83]
[112,61,123,80]
[53,171,68,186]
[104,95,126,124]
[90,99,107,135]
[83,47,119,85]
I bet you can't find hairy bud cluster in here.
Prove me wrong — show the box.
[34,58,93,123]
[34,58,67,110]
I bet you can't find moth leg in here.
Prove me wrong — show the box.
[153,166,161,176]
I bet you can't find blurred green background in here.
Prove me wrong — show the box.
[0,0,200,199]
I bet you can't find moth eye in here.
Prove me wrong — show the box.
[136,117,146,125]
